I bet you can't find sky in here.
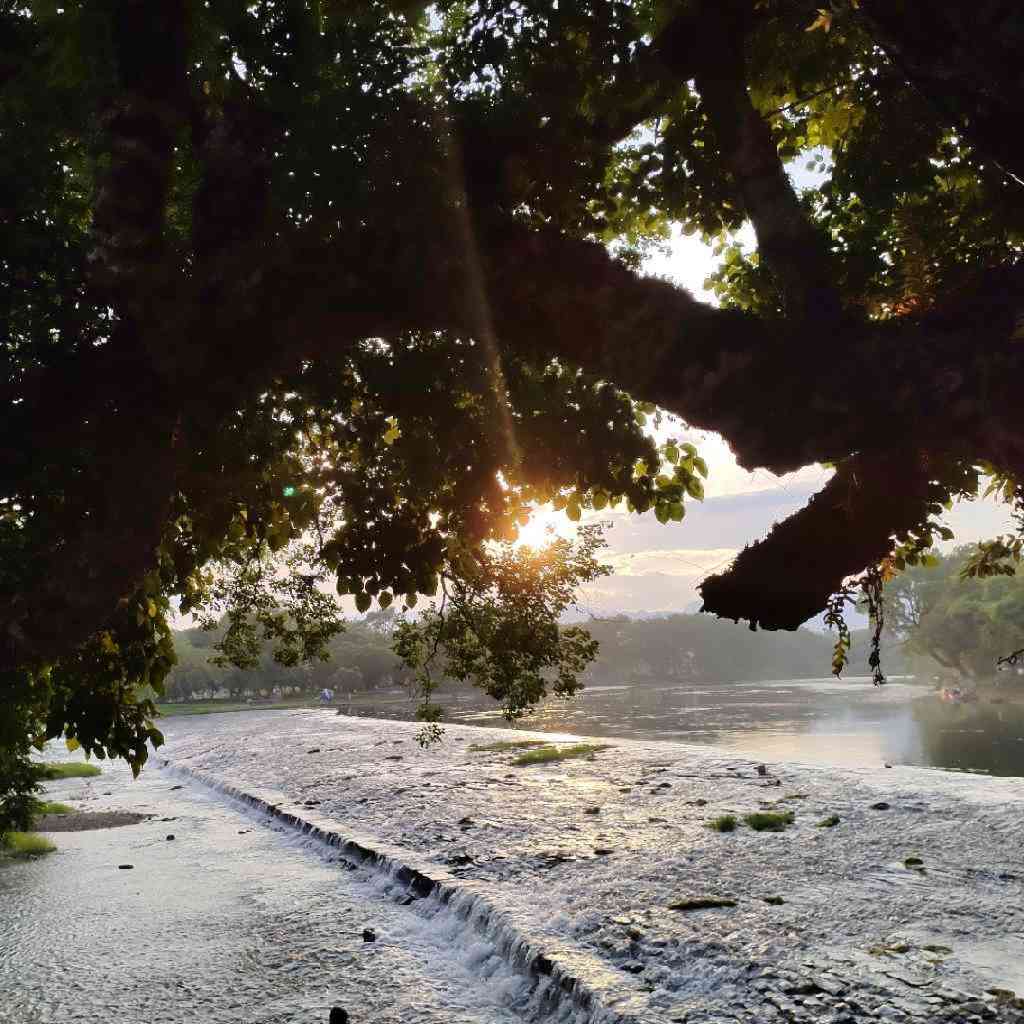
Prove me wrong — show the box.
[517,224,1017,622]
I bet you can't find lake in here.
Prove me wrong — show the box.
[332,677,1024,777]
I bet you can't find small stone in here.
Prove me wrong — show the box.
[619,787,632,793]
[170,785,183,791]
[362,928,376,942]
[870,801,891,810]
[583,806,600,814]
[593,848,614,856]
[621,960,644,974]
[756,764,768,776]
[329,1008,349,1024]
[118,864,133,870]
[458,816,474,826]
[166,834,175,841]
[307,747,321,754]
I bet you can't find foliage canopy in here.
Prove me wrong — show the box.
[2,0,1023,801]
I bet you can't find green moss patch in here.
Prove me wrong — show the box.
[2,832,56,858]
[706,814,738,833]
[512,743,612,766]
[762,895,786,905]
[39,762,101,780]
[743,810,795,832]
[817,814,841,828]
[468,739,550,753]
[34,801,73,816]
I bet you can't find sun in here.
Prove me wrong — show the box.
[513,504,580,549]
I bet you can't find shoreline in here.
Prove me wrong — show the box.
[159,709,1024,1023]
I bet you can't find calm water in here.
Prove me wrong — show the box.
[339,678,1024,777]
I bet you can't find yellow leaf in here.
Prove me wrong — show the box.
[66,737,80,752]
[805,9,832,32]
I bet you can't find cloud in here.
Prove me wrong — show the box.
[603,547,737,579]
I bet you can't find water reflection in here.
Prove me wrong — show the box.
[341,679,1024,777]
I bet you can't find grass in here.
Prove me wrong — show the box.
[34,801,73,816]
[743,810,795,832]
[706,814,738,833]
[39,762,101,779]
[817,814,841,828]
[1,832,56,858]
[512,743,612,766]
[669,896,737,911]
[468,739,550,753]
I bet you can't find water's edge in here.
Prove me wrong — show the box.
[160,758,652,1024]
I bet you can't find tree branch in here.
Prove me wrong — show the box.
[668,0,842,320]
[699,449,947,630]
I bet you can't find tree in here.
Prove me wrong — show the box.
[2,0,1023,790]
[884,548,1024,680]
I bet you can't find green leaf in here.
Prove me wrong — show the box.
[685,477,705,500]
[355,592,372,613]
[378,590,393,609]
[566,502,582,522]
[664,445,679,465]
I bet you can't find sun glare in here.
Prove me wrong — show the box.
[513,504,579,549]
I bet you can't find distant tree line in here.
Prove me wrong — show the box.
[161,610,412,702]
[162,609,913,704]
[582,615,908,685]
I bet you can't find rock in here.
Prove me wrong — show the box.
[870,801,891,810]
[307,747,321,754]
[656,781,672,789]
[384,755,403,761]
[593,848,614,856]
[815,976,846,997]
[362,928,376,942]
[118,864,133,870]
[447,853,474,866]
[691,798,708,806]
[170,785,183,791]
[166,834,175,841]
[757,764,768,776]
[583,806,601,815]
[329,1008,349,1024]
[621,960,644,974]
[885,762,893,768]
[619,787,632,793]
[458,816,474,826]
